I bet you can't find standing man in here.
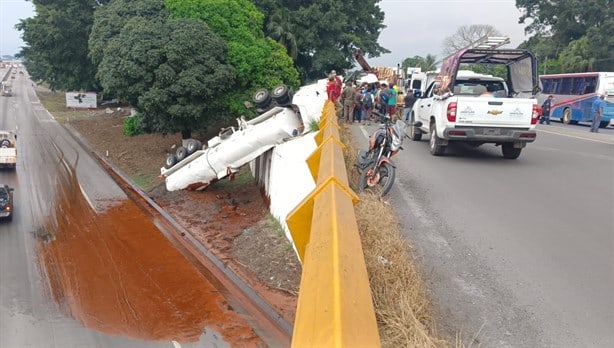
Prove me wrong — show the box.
[540,95,554,125]
[331,70,343,117]
[404,90,417,121]
[387,83,398,119]
[341,81,356,123]
[590,94,606,133]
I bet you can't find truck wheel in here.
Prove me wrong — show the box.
[502,143,522,159]
[271,84,291,105]
[410,113,422,141]
[164,154,178,169]
[562,108,571,125]
[0,139,10,147]
[253,88,271,109]
[599,121,610,128]
[175,146,187,162]
[186,140,202,155]
[429,124,446,156]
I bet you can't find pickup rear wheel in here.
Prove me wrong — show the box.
[410,113,422,141]
[429,124,446,156]
[502,143,522,159]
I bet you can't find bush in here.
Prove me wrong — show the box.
[123,113,143,137]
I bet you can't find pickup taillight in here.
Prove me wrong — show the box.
[531,104,539,125]
[447,102,457,122]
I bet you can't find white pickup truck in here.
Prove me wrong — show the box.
[408,48,541,159]
[0,131,17,169]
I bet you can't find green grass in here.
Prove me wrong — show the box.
[211,165,255,189]
[308,119,320,132]
[35,90,90,123]
[131,173,159,192]
[267,213,286,238]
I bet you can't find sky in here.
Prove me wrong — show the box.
[0,0,530,64]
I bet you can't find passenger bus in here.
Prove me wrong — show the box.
[538,72,614,128]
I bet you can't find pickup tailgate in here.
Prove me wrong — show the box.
[455,97,535,127]
[0,148,17,163]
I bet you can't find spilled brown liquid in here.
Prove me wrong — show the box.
[38,164,262,345]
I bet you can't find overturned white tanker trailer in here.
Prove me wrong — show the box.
[160,84,313,191]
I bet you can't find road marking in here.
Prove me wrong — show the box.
[78,182,98,213]
[171,341,182,348]
[359,125,370,139]
[538,129,614,145]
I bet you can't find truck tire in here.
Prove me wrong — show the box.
[253,88,271,109]
[271,84,291,105]
[0,139,11,148]
[164,154,178,169]
[409,113,422,141]
[186,139,202,155]
[562,108,571,125]
[502,143,522,159]
[175,146,187,162]
[429,124,446,156]
[599,121,610,128]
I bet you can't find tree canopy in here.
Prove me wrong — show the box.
[516,0,613,72]
[93,0,235,136]
[165,0,299,115]
[402,55,438,72]
[17,0,104,91]
[252,0,389,81]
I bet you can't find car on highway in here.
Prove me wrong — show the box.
[0,185,14,221]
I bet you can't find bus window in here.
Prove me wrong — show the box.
[541,79,552,93]
[584,76,597,93]
[559,77,572,94]
[572,78,584,95]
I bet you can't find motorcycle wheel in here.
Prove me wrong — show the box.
[357,162,396,196]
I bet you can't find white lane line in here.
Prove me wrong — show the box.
[78,182,98,213]
[359,125,370,139]
[171,341,182,348]
[538,129,614,145]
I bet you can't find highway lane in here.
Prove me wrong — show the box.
[352,120,614,347]
[0,70,233,347]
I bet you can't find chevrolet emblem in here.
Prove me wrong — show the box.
[488,110,503,115]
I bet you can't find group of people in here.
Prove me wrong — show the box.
[326,71,401,123]
[539,94,607,133]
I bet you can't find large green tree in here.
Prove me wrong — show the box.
[516,0,613,71]
[252,0,389,81]
[17,0,107,91]
[402,55,438,72]
[93,0,235,137]
[165,0,299,116]
[89,0,169,68]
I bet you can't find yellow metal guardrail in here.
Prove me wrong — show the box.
[287,101,380,347]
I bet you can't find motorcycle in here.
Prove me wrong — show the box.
[356,112,407,196]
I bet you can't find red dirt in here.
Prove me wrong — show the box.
[61,109,301,340]
[39,165,263,346]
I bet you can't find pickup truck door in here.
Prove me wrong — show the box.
[414,82,438,123]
